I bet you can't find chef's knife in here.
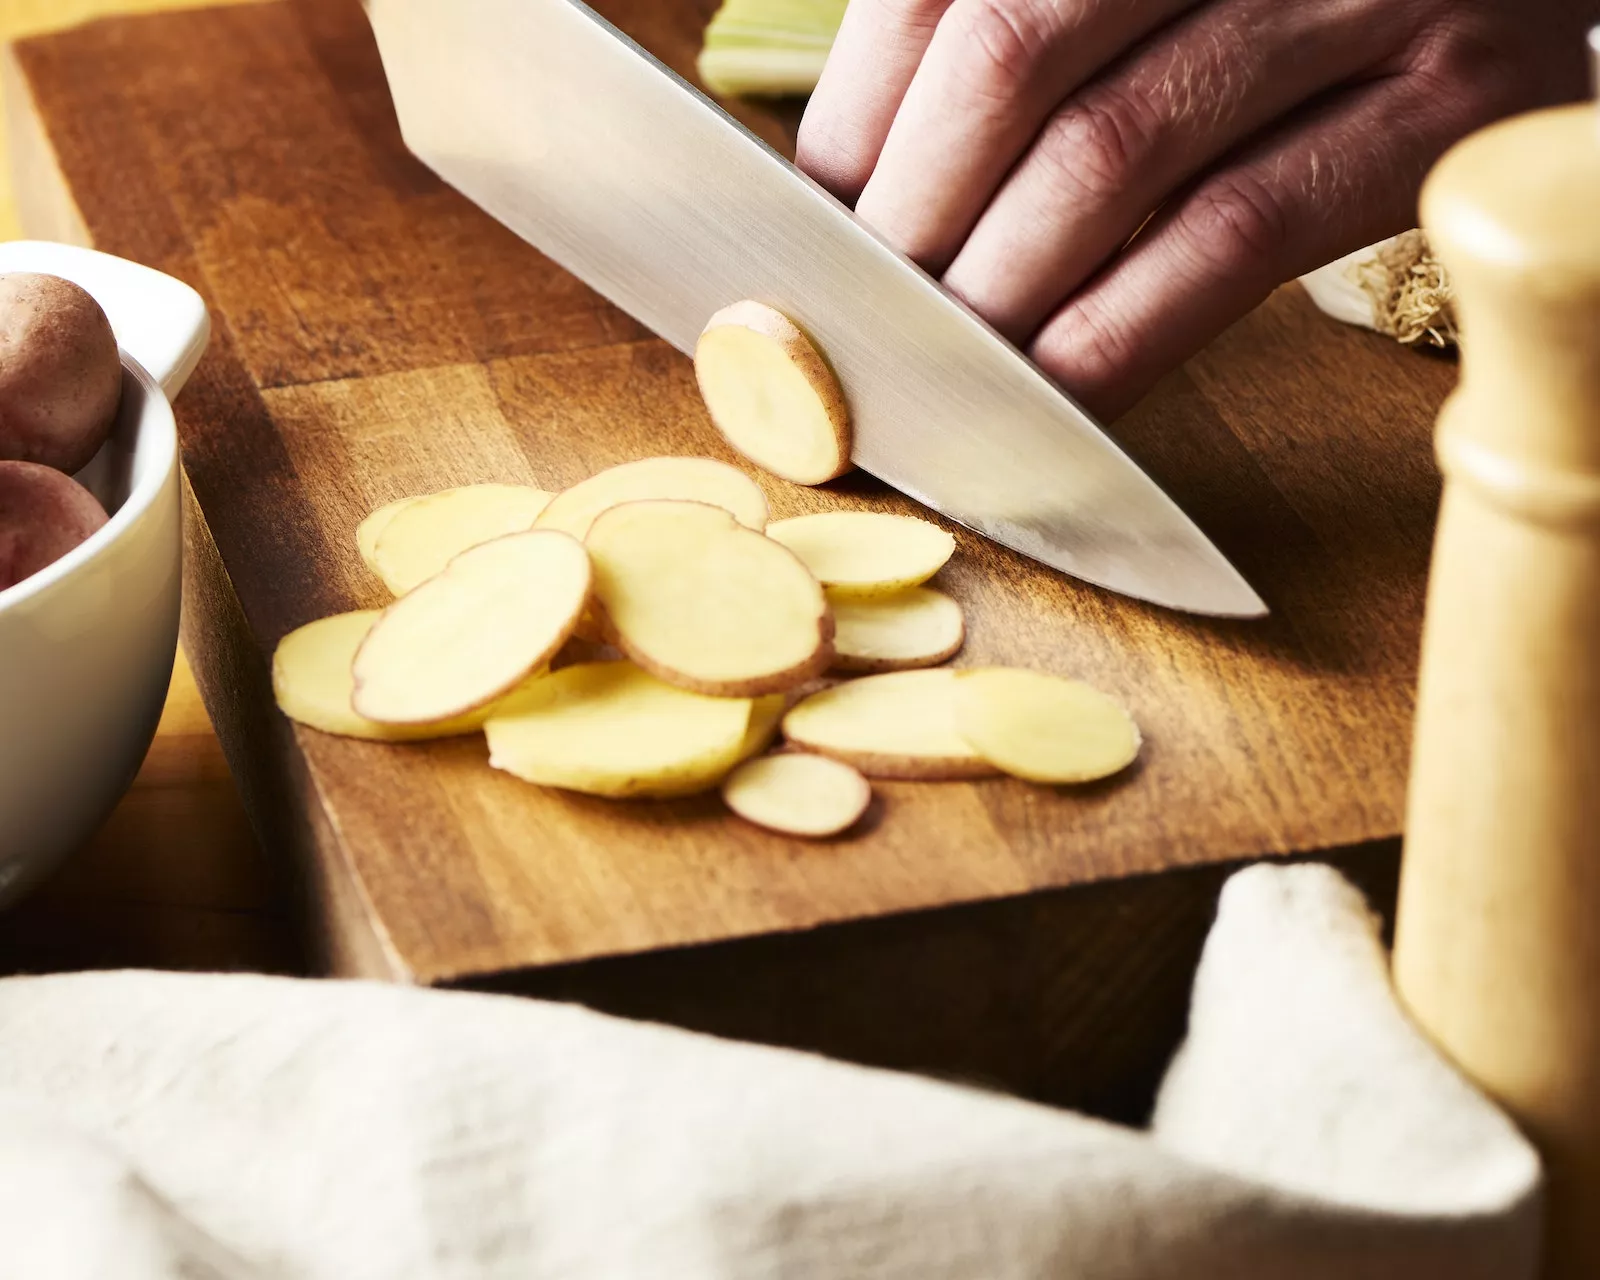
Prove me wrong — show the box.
[363,0,1267,617]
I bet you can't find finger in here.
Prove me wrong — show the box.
[943,0,1411,340]
[1028,70,1491,420]
[854,0,1198,270]
[796,0,954,204]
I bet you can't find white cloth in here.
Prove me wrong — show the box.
[0,864,1540,1279]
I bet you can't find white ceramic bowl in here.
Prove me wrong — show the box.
[0,242,210,906]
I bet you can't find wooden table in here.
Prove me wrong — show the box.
[3,0,1448,1118]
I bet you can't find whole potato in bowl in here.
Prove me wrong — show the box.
[0,272,123,473]
[0,460,109,591]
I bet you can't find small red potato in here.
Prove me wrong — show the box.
[0,459,109,591]
[0,273,123,474]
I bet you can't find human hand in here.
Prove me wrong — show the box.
[797,0,1595,417]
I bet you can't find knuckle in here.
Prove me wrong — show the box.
[1035,294,1135,403]
[946,0,1061,105]
[1035,88,1157,206]
[1403,12,1539,126]
[1177,172,1292,277]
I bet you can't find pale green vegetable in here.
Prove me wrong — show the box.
[697,0,846,97]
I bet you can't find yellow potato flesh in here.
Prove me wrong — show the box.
[782,669,998,779]
[271,611,543,740]
[587,499,830,696]
[695,304,849,486]
[765,511,955,597]
[739,694,787,761]
[535,456,768,541]
[356,496,418,572]
[352,530,590,725]
[485,660,753,798]
[954,668,1141,784]
[722,752,871,837]
[829,587,964,672]
[370,484,553,595]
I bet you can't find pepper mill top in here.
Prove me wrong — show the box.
[1418,39,1600,486]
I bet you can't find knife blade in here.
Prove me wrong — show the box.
[364,0,1267,617]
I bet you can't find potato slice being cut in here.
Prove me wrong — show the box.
[368,483,553,595]
[485,660,752,798]
[829,587,964,673]
[695,301,851,486]
[722,753,871,838]
[954,668,1141,784]
[766,511,955,597]
[352,530,590,724]
[356,496,418,571]
[587,499,832,697]
[535,456,768,541]
[782,668,998,779]
[272,610,546,741]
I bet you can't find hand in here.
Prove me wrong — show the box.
[797,0,1596,417]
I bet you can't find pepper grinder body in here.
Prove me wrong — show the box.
[1396,100,1600,1277]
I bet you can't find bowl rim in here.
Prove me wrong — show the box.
[0,352,177,613]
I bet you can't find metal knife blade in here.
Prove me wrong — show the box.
[364,0,1267,617]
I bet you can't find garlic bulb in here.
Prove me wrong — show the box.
[1299,230,1458,348]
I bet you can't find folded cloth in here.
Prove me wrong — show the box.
[0,864,1539,1279]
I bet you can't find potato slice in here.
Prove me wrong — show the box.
[739,693,787,761]
[272,610,545,741]
[722,753,871,838]
[368,484,554,595]
[485,660,752,798]
[535,456,768,540]
[695,301,851,485]
[587,499,832,696]
[782,669,998,779]
[765,511,955,597]
[352,530,590,724]
[954,668,1141,784]
[355,496,418,571]
[829,587,964,673]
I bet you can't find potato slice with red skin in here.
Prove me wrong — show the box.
[272,610,547,741]
[782,668,998,780]
[828,587,964,673]
[352,529,590,725]
[0,459,108,591]
[485,660,752,799]
[369,483,553,595]
[954,668,1141,784]
[722,752,871,837]
[765,511,955,598]
[695,301,851,486]
[535,456,768,541]
[586,499,832,697]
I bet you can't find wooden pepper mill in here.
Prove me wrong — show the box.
[1394,31,1600,1278]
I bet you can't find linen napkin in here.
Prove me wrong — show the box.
[0,863,1540,1278]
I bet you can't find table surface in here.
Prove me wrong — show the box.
[0,0,294,977]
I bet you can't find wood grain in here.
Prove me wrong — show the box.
[12,0,1450,1048]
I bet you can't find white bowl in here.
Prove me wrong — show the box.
[0,242,210,906]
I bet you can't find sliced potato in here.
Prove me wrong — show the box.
[766,511,955,597]
[782,669,998,780]
[695,301,851,486]
[587,499,832,696]
[535,456,768,540]
[739,693,787,761]
[485,660,752,798]
[355,496,418,571]
[352,530,590,724]
[829,587,964,673]
[722,753,871,838]
[272,610,545,740]
[954,668,1140,784]
[368,484,553,595]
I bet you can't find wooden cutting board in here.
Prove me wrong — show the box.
[8,0,1449,1111]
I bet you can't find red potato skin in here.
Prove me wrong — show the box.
[0,273,123,474]
[0,460,109,591]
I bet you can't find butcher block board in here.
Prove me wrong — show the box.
[8,0,1449,1109]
